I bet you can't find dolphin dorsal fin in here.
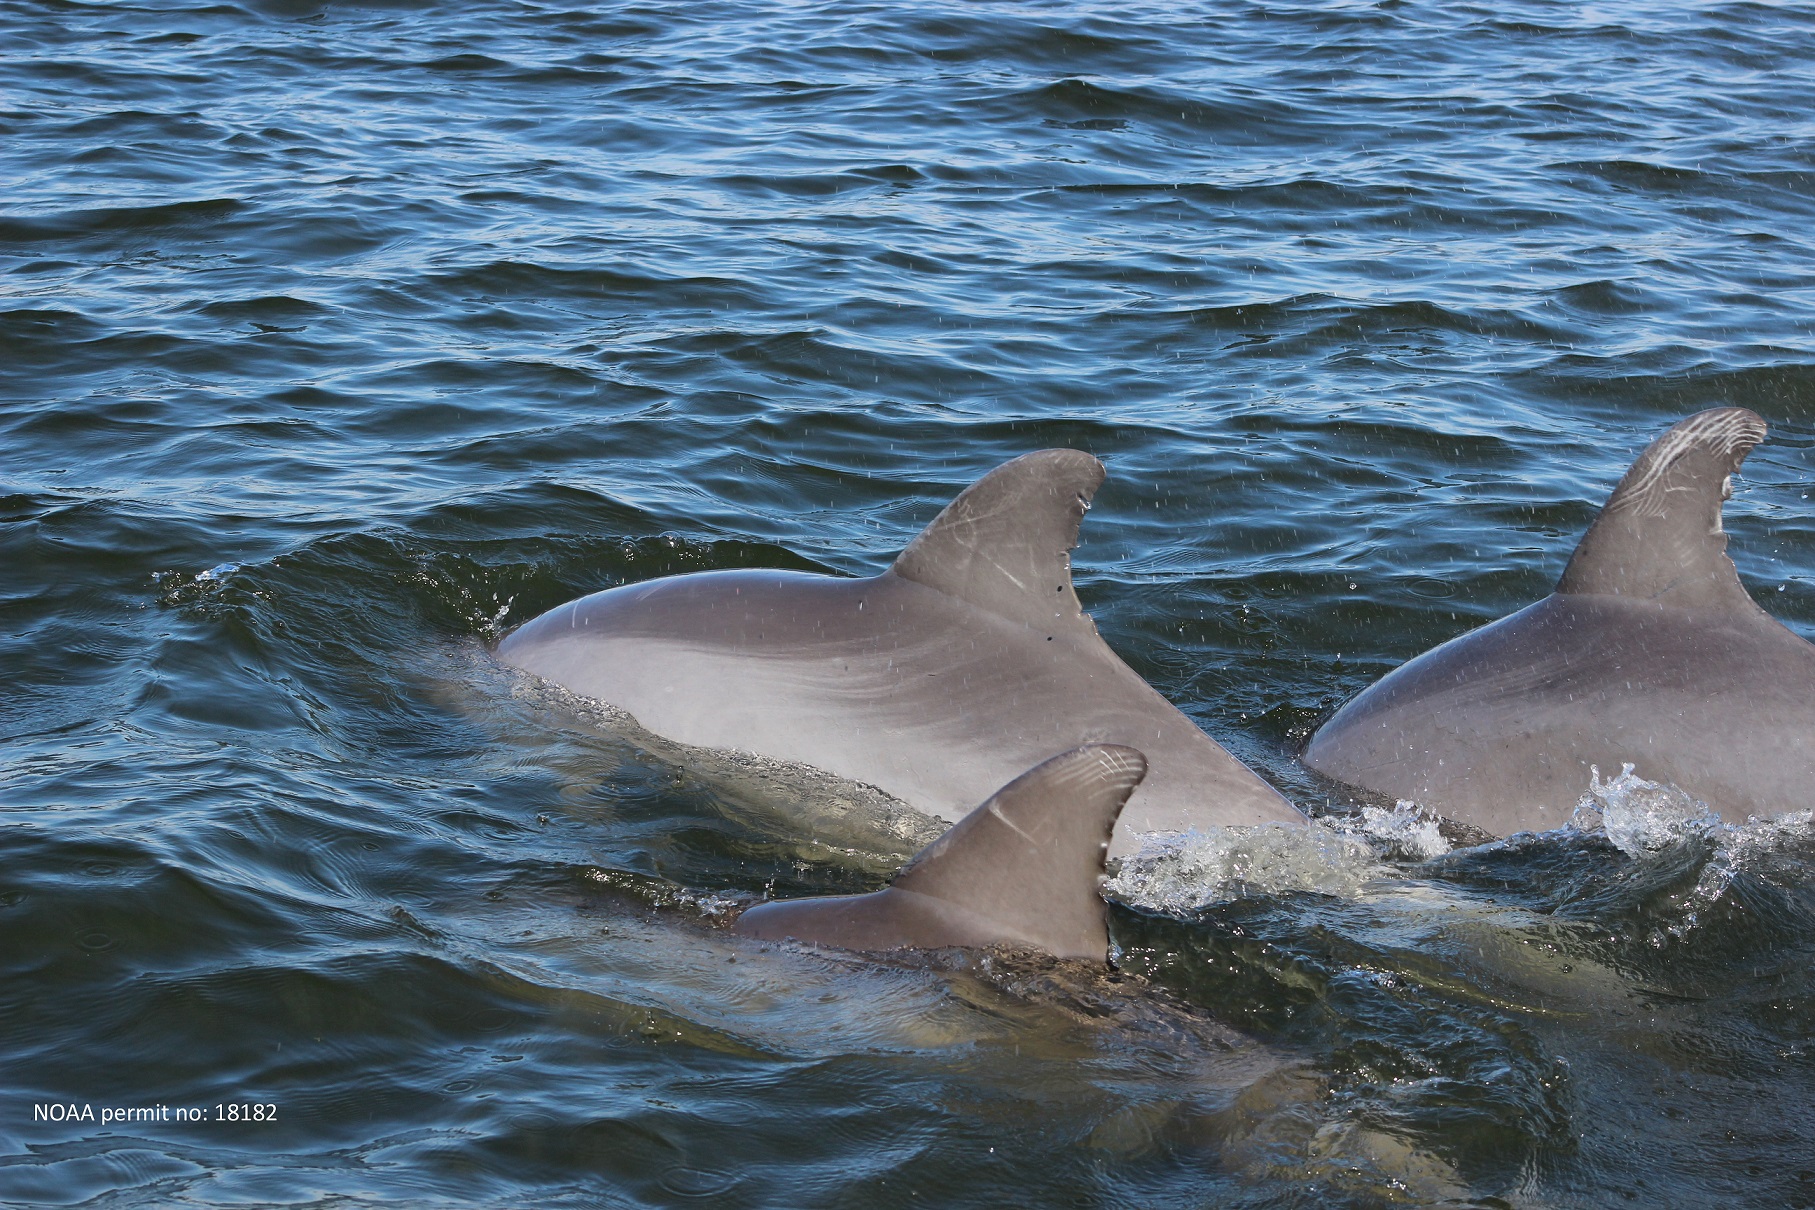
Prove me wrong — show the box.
[889,449,1105,633]
[1556,407,1769,613]
[891,744,1147,960]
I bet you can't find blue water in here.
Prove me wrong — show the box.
[6,0,1815,1205]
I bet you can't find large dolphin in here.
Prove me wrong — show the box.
[499,450,1303,857]
[1302,407,1815,834]
[736,744,1146,962]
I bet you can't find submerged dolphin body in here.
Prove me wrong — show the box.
[1303,407,1815,834]
[736,744,1146,962]
[499,450,1302,858]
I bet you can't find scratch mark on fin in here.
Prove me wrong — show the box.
[988,800,1036,846]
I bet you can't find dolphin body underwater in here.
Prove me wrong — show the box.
[499,449,1303,858]
[1303,407,1815,834]
[733,744,1146,961]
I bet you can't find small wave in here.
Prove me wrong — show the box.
[0,197,242,244]
[1648,802,1815,944]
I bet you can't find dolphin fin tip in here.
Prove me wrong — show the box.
[889,450,1107,631]
[736,744,1147,963]
[1558,407,1770,608]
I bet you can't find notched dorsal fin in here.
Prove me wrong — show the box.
[889,449,1105,634]
[892,744,1147,959]
[1557,407,1767,612]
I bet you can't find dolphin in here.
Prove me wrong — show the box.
[735,744,1146,962]
[498,450,1303,857]
[1302,407,1815,834]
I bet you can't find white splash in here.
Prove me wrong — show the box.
[1571,763,1721,857]
[1665,807,1815,938]
[583,867,744,921]
[1353,800,1452,860]
[1107,822,1386,914]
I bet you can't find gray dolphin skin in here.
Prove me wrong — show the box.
[498,450,1303,858]
[735,744,1147,962]
[1302,407,1815,834]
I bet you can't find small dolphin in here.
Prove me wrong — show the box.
[1303,407,1815,834]
[499,450,1302,857]
[736,744,1146,962]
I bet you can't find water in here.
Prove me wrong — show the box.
[6,0,1815,1204]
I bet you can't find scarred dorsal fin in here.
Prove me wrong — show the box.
[889,449,1104,633]
[890,744,1146,957]
[1556,407,1768,613]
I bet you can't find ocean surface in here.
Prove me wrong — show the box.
[6,0,1815,1205]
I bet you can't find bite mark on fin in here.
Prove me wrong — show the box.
[1599,407,1767,521]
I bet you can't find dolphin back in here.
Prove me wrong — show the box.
[734,744,1148,961]
[497,449,1301,849]
[1302,405,1815,833]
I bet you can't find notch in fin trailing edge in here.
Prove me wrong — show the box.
[1556,407,1768,614]
[889,449,1105,635]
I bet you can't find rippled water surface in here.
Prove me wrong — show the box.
[7,0,1815,1205]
